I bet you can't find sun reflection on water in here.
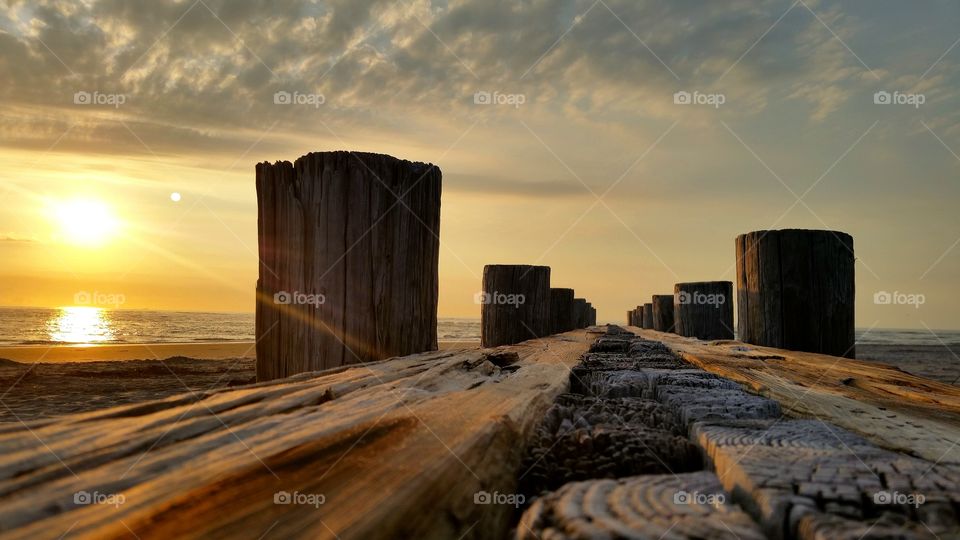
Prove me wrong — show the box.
[47,307,115,344]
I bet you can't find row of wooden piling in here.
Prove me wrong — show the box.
[628,282,734,341]
[628,229,855,358]
[253,152,857,382]
[480,264,595,347]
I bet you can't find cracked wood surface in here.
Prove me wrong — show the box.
[630,327,960,466]
[0,330,596,540]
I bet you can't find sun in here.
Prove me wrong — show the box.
[51,198,120,246]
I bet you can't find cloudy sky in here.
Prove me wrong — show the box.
[1,0,958,330]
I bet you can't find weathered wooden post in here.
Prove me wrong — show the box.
[549,288,575,335]
[626,310,633,326]
[589,306,597,326]
[633,306,642,327]
[573,298,587,328]
[652,295,675,332]
[736,229,856,358]
[674,282,734,340]
[256,151,441,381]
[481,265,551,347]
[642,303,653,329]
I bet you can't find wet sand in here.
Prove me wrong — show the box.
[857,343,960,386]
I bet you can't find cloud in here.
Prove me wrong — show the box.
[0,0,957,171]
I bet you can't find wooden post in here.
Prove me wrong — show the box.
[642,303,654,329]
[549,288,575,335]
[633,306,642,327]
[589,306,597,326]
[652,295,675,332]
[255,151,441,381]
[674,282,734,340]
[585,303,595,327]
[736,229,856,358]
[481,265,551,347]
[626,310,633,326]
[573,299,587,328]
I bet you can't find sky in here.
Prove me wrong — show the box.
[0,0,958,331]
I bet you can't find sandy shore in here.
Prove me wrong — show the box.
[857,344,960,385]
[0,341,478,423]
[0,341,954,424]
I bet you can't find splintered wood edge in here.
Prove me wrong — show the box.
[631,328,960,465]
[0,331,593,540]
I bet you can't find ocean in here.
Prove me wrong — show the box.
[0,307,955,347]
[0,307,481,346]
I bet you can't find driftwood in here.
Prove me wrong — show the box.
[480,265,551,347]
[255,151,441,380]
[0,332,594,540]
[736,229,855,358]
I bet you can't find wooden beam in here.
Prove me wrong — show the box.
[631,329,960,465]
[0,332,596,539]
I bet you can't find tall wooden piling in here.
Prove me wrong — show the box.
[588,306,597,326]
[255,151,441,381]
[626,310,634,326]
[642,303,654,329]
[652,295,675,332]
[550,288,575,335]
[633,306,642,327]
[573,299,588,328]
[481,265,551,347]
[736,229,856,358]
[674,282,734,340]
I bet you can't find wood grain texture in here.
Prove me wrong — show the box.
[517,472,766,540]
[674,282,734,340]
[736,229,855,358]
[652,295,675,333]
[631,329,960,466]
[572,299,588,329]
[481,265,551,347]
[550,288,575,335]
[255,151,441,381]
[641,303,653,329]
[0,332,594,540]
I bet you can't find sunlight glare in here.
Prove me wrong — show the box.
[47,306,114,344]
[51,198,120,246]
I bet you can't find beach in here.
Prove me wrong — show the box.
[0,340,480,423]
